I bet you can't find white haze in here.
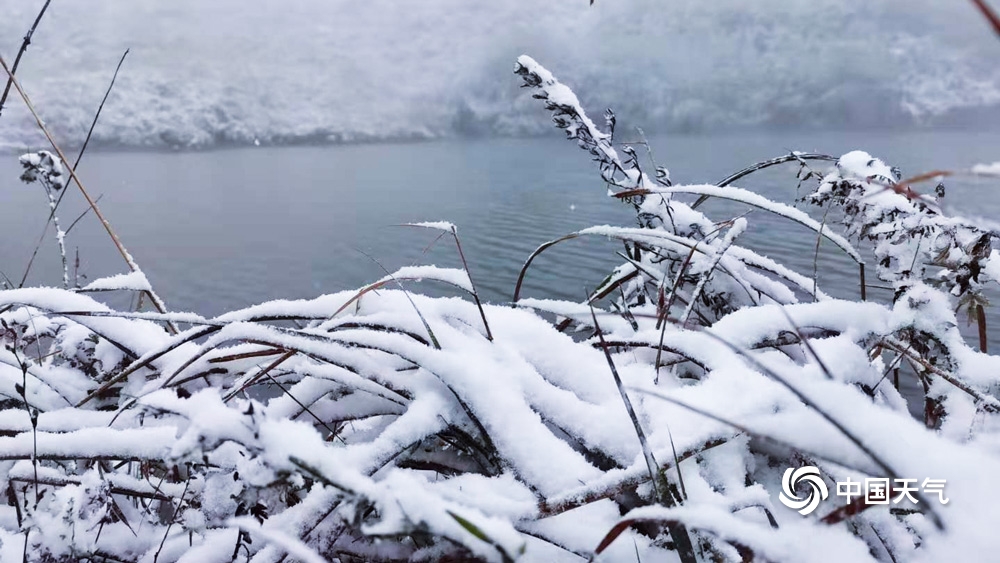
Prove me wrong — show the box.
[1,0,999,150]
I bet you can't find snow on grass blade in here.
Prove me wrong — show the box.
[79,271,153,293]
[403,222,494,340]
[514,226,757,305]
[374,265,474,294]
[617,184,864,264]
[401,221,458,233]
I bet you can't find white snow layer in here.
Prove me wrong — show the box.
[80,270,153,292]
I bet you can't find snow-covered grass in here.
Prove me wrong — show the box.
[1,58,1000,563]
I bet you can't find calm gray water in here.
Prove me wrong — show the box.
[2,131,999,348]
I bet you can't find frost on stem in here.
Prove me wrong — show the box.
[19,150,69,288]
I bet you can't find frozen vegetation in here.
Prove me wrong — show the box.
[1,49,1000,561]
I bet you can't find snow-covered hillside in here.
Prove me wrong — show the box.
[2,0,1000,150]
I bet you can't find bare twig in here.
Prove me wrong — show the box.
[450,226,493,341]
[971,0,1000,37]
[353,249,441,349]
[64,194,104,235]
[47,50,129,229]
[977,304,988,354]
[0,0,52,117]
[75,49,130,168]
[883,339,1000,412]
[22,49,128,286]
[860,263,867,301]
[153,470,191,563]
[400,223,493,341]
[812,202,832,301]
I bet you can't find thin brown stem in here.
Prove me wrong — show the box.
[450,226,492,341]
[977,304,988,354]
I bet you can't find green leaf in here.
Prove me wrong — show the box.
[447,510,492,544]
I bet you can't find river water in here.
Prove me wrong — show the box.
[1,131,999,356]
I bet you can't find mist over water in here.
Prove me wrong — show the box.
[1,0,999,150]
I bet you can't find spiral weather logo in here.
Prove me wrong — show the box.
[779,466,829,515]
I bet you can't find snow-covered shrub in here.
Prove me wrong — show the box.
[1,58,1000,562]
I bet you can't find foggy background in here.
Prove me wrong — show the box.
[2,0,1000,151]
